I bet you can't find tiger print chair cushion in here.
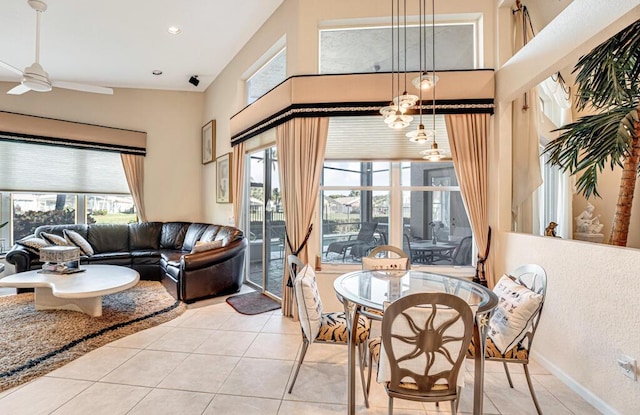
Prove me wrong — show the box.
[466,336,530,361]
[368,337,381,363]
[316,312,371,344]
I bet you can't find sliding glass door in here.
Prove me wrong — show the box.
[245,147,284,299]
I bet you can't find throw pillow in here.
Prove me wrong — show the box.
[362,256,408,271]
[63,229,94,256]
[488,274,543,354]
[41,232,71,246]
[16,236,50,255]
[294,264,323,343]
[190,240,223,254]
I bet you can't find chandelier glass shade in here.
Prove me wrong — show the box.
[420,140,445,161]
[411,72,439,90]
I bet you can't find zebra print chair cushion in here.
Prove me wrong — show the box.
[316,312,370,344]
[467,336,529,360]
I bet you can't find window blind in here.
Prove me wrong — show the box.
[0,140,129,194]
[324,115,450,161]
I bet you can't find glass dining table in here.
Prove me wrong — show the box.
[334,269,498,415]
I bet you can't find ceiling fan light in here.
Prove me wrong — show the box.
[22,62,51,92]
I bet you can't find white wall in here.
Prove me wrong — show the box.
[497,231,640,415]
[0,82,205,222]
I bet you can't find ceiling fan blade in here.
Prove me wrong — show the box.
[52,80,113,95]
[0,60,24,76]
[7,84,31,95]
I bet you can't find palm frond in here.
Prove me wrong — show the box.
[573,20,640,110]
[544,107,636,198]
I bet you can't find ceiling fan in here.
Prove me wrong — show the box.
[0,0,113,95]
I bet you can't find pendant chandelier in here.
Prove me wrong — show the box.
[380,0,417,129]
[417,0,446,160]
[381,0,444,160]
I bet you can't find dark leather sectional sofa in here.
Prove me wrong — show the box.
[6,221,247,303]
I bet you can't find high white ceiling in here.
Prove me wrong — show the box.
[0,0,284,92]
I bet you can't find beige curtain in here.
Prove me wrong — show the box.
[120,153,147,222]
[232,142,246,228]
[276,117,329,317]
[445,113,493,287]
[512,5,542,233]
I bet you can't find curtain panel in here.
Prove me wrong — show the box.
[445,113,493,287]
[232,142,246,228]
[120,154,147,222]
[275,117,329,318]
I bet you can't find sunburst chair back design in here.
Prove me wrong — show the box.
[376,292,474,414]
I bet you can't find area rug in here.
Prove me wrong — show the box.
[0,281,186,393]
[226,292,281,315]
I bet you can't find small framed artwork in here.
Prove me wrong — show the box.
[216,152,233,203]
[202,120,215,164]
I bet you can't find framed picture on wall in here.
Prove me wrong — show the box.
[202,120,215,164]
[216,152,233,203]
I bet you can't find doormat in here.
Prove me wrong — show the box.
[226,292,281,315]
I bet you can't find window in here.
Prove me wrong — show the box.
[321,160,471,266]
[319,22,477,74]
[0,141,135,249]
[246,48,286,105]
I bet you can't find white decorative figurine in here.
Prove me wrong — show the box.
[575,203,604,234]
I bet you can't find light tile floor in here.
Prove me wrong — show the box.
[0,293,601,415]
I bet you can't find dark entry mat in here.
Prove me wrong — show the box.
[226,292,281,315]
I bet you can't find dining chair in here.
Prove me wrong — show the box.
[362,244,411,271]
[467,263,547,414]
[288,257,371,399]
[372,292,474,415]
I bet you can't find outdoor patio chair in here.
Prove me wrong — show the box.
[433,236,473,265]
[326,222,378,261]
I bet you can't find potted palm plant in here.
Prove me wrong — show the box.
[545,20,640,246]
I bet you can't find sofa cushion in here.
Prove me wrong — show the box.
[16,236,50,255]
[63,229,95,256]
[190,240,223,254]
[214,226,242,246]
[160,222,190,250]
[35,224,89,240]
[41,232,71,246]
[129,222,162,250]
[87,224,129,254]
[183,223,210,252]
[200,225,221,242]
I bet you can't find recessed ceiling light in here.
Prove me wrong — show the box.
[152,70,163,76]
[168,26,182,35]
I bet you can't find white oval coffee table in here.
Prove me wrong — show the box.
[0,264,139,317]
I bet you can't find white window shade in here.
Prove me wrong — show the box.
[325,115,449,160]
[0,141,129,194]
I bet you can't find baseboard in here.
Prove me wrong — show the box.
[532,351,621,415]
